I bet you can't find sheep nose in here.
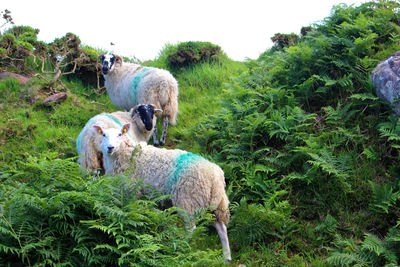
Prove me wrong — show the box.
[145,123,153,131]
[107,146,114,153]
[102,67,109,74]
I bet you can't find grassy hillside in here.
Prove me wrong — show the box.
[1,1,400,266]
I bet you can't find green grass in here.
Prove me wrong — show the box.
[163,60,246,152]
[0,77,117,167]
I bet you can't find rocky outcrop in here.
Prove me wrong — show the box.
[0,72,30,86]
[371,51,400,115]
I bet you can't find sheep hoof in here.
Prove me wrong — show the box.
[159,141,164,146]
[153,142,160,147]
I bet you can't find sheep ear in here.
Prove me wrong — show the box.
[122,123,130,134]
[130,105,139,116]
[93,125,103,134]
[114,54,123,63]
[151,104,163,115]
[98,53,105,61]
[154,108,163,115]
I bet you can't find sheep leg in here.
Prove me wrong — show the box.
[159,117,169,146]
[179,210,196,232]
[152,123,159,147]
[212,221,231,262]
[185,223,196,233]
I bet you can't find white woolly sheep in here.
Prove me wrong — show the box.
[99,53,179,147]
[95,123,231,261]
[76,104,161,171]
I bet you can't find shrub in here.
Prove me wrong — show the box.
[229,196,294,247]
[189,2,400,261]
[326,230,400,266]
[0,32,16,50]
[3,26,44,58]
[0,29,35,70]
[45,33,103,88]
[6,26,39,44]
[0,47,6,58]
[271,33,299,50]
[167,41,222,68]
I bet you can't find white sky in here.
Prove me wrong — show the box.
[2,0,363,61]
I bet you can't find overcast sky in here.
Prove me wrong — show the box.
[2,0,364,61]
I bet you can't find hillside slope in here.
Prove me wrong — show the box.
[1,1,400,266]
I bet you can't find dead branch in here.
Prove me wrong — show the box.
[89,100,107,106]
[40,56,57,74]
[96,61,103,92]
[48,69,61,87]
[60,60,77,75]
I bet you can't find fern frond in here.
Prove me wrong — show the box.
[350,93,379,101]
[315,214,338,235]
[325,252,365,266]
[369,181,400,214]
[361,233,385,256]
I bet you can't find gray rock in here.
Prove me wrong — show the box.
[371,51,400,115]
[43,92,68,106]
[0,72,31,86]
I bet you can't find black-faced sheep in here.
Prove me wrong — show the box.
[76,104,160,171]
[99,54,178,146]
[95,123,231,261]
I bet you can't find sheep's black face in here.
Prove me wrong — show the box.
[137,104,155,131]
[101,54,116,75]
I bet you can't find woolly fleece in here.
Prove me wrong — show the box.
[103,139,230,225]
[101,130,231,260]
[104,62,178,125]
[76,111,154,171]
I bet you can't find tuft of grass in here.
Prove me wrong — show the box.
[0,76,116,167]
[163,60,246,152]
[0,78,22,103]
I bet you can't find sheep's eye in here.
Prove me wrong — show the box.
[118,133,122,136]
[102,134,105,137]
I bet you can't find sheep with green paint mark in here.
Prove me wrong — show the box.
[99,54,179,147]
[96,123,231,261]
[76,104,160,172]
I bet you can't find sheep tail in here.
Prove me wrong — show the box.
[215,191,230,226]
[159,79,178,125]
[212,168,230,226]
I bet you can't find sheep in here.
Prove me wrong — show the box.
[95,123,231,261]
[99,53,179,147]
[76,104,161,172]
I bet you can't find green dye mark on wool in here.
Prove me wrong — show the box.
[104,114,122,127]
[131,67,153,105]
[76,131,83,155]
[165,152,203,194]
[103,114,133,140]
[76,117,97,155]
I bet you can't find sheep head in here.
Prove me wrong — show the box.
[130,104,162,131]
[95,124,130,155]
[98,53,123,75]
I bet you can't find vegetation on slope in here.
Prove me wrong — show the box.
[0,20,244,266]
[192,1,400,265]
[1,1,400,266]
